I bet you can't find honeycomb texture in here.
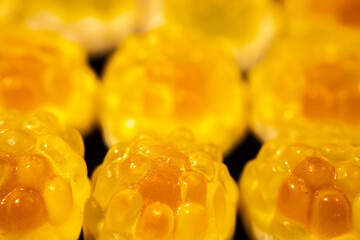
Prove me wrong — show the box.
[250,34,360,142]
[101,28,247,153]
[0,28,98,134]
[17,0,138,54]
[0,111,90,240]
[83,129,238,240]
[240,133,360,240]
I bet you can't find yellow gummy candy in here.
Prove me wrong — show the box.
[0,28,98,134]
[83,129,239,240]
[101,28,247,153]
[0,111,90,240]
[249,33,360,142]
[240,135,360,240]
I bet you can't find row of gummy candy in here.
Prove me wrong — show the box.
[0,0,360,240]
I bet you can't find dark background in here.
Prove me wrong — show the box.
[79,56,262,240]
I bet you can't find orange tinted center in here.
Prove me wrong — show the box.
[130,144,208,238]
[0,51,71,113]
[303,60,360,124]
[277,156,352,238]
[0,153,53,233]
[311,0,360,27]
[144,62,209,121]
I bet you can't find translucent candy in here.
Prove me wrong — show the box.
[250,33,360,142]
[0,29,98,134]
[239,137,360,239]
[101,28,247,153]
[84,129,238,240]
[161,0,277,68]
[0,111,90,239]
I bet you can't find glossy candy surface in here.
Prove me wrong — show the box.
[84,129,239,240]
[0,29,98,134]
[240,134,360,240]
[0,111,90,240]
[101,28,247,153]
[250,34,360,142]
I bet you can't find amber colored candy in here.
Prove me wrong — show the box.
[303,61,360,124]
[311,189,352,238]
[101,28,247,153]
[250,34,360,142]
[0,29,98,134]
[84,129,238,240]
[0,111,90,239]
[240,137,360,240]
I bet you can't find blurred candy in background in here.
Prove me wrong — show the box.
[249,33,360,143]
[159,0,279,69]
[1,0,138,55]
[100,28,248,154]
[0,28,98,134]
[278,0,360,36]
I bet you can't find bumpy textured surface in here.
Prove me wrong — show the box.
[240,133,360,240]
[279,0,360,35]
[0,111,90,240]
[101,28,247,153]
[163,0,273,46]
[250,34,360,142]
[84,129,238,240]
[16,0,138,54]
[0,29,98,134]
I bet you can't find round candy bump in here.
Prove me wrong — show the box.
[336,163,360,197]
[83,198,104,239]
[60,127,85,157]
[42,176,73,225]
[189,152,215,180]
[211,184,228,235]
[0,112,22,133]
[270,217,310,240]
[0,129,36,154]
[175,203,208,240]
[136,202,174,240]
[179,171,207,205]
[17,154,52,190]
[0,188,47,233]
[292,156,335,189]
[0,156,16,194]
[311,188,352,238]
[104,190,142,233]
[277,175,312,227]
[320,143,353,162]
[118,154,151,183]
[282,144,315,168]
